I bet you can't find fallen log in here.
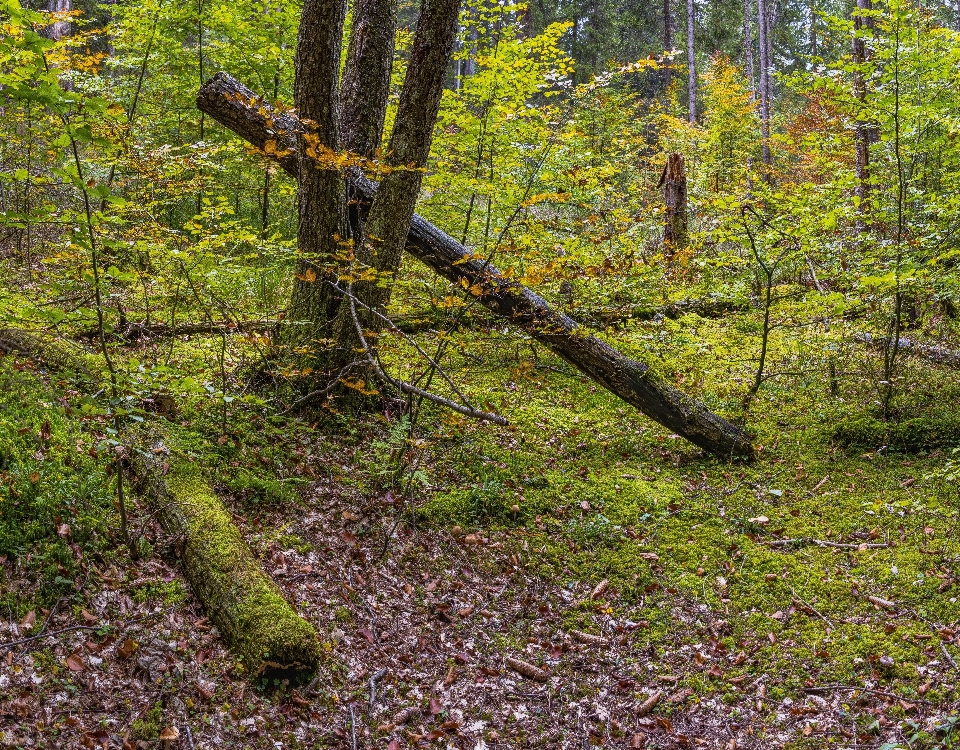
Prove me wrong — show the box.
[853,332,960,369]
[0,328,321,681]
[0,327,99,380]
[131,429,321,681]
[197,73,754,459]
[77,319,278,343]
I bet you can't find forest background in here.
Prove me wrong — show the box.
[2,0,960,746]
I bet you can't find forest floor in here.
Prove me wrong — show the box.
[2,308,960,749]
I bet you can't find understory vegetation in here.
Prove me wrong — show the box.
[2,0,960,747]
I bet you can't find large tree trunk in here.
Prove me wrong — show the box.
[757,0,771,166]
[196,73,754,459]
[743,0,755,97]
[686,0,696,123]
[663,0,673,91]
[852,0,871,231]
[286,0,349,365]
[39,0,71,41]
[332,0,462,353]
[341,0,398,159]
[659,152,689,256]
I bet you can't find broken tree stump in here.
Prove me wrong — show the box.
[197,72,753,460]
[658,153,688,256]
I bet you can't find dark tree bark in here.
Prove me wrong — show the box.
[663,0,673,91]
[743,0,755,97]
[39,0,71,40]
[332,0,462,351]
[686,0,696,122]
[757,0,772,166]
[341,0,398,158]
[197,74,755,459]
[852,0,872,230]
[658,153,688,256]
[287,0,349,363]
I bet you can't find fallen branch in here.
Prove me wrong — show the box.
[803,684,933,705]
[347,290,508,424]
[854,332,960,369]
[764,538,891,550]
[196,73,753,459]
[77,319,278,343]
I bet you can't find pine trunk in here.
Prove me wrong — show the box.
[197,74,754,459]
[686,0,696,123]
[286,0,349,367]
[757,0,771,166]
[332,0,462,352]
[341,0,398,159]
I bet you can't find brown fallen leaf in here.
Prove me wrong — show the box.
[506,656,548,682]
[117,638,138,660]
[591,579,610,600]
[80,609,97,624]
[20,610,35,630]
[631,732,648,748]
[570,629,607,646]
[387,741,400,750]
[57,523,71,539]
[65,652,85,672]
[443,664,457,687]
[636,690,662,717]
[429,696,442,715]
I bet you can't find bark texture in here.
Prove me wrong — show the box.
[757,0,771,166]
[658,153,688,254]
[196,73,754,459]
[686,0,696,122]
[288,0,349,357]
[852,0,872,229]
[341,0,398,158]
[39,0,71,41]
[334,0,462,348]
[132,428,321,681]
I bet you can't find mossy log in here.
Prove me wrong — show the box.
[132,428,321,681]
[0,327,99,382]
[1,328,320,680]
[197,72,754,460]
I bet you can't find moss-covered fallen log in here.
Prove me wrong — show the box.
[132,430,321,681]
[0,327,99,381]
[197,73,754,460]
[1,327,321,681]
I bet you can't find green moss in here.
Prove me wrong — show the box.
[138,429,322,683]
[833,414,960,451]
[131,702,163,741]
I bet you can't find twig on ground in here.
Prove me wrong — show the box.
[348,703,357,750]
[941,641,959,671]
[804,684,933,705]
[347,291,507,424]
[368,667,387,715]
[765,538,890,550]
